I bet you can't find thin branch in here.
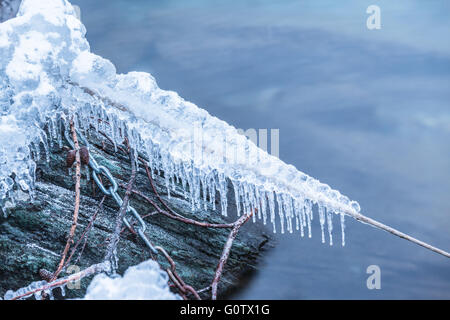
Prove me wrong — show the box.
[128,187,235,229]
[143,162,182,218]
[154,246,201,300]
[349,211,450,258]
[10,263,108,301]
[66,196,106,268]
[104,149,137,263]
[211,210,254,300]
[51,119,81,281]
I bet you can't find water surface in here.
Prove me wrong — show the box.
[71,0,450,299]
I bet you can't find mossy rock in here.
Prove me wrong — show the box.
[0,129,273,299]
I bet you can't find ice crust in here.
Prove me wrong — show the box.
[0,0,361,246]
[83,260,180,300]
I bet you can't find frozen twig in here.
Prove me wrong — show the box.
[154,246,201,300]
[51,119,81,282]
[104,148,137,263]
[349,211,450,258]
[128,187,236,229]
[211,210,254,300]
[143,162,182,218]
[67,196,106,267]
[10,262,109,300]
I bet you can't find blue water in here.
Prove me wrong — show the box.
[71,0,450,299]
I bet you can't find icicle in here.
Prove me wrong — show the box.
[260,190,267,225]
[300,200,307,234]
[283,194,294,234]
[47,118,54,148]
[33,290,42,300]
[210,175,216,210]
[294,204,300,231]
[181,169,188,199]
[305,200,312,238]
[57,116,63,148]
[327,210,333,246]
[294,199,303,236]
[267,191,276,233]
[241,183,248,216]
[162,155,171,199]
[255,187,262,221]
[276,193,285,234]
[111,119,118,152]
[194,168,201,210]
[218,173,228,216]
[250,185,257,223]
[340,212,346,246]
[44,289,54,300]
[40,130,50,163]
[202,175,208,210]
[232,180,241,217]
[60,285,66,297]
[318,202,326,244]
[2,206,7,219]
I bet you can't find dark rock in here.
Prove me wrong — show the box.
[0,128,273,299]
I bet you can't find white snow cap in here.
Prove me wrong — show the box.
[0,0,360,246]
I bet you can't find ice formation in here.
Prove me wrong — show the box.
[0,0,361,246]
[3,279,50,300]
[83,260,180,300]
[2,260,176,300]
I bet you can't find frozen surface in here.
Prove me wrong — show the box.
[0,0,362,246]
[84,260,180,300]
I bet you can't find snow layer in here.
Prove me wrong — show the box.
[84,260,180,300]
[0,0,361,246]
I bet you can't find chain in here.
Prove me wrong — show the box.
[64,127,158,256]
[6,125,242,300]
[64,126,202,299]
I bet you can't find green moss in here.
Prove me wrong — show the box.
[0,236,11,250]
[15,253,56,274]
[11,211,44,231]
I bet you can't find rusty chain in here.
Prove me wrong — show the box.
[64,126,201,299]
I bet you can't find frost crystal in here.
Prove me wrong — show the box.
[0,0,360,245]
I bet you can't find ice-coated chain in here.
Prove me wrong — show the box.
[64,128,158,255]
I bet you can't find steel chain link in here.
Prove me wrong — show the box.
[64,126,202,299]
[64,128,158,255]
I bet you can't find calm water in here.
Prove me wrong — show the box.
[71,0,450,299]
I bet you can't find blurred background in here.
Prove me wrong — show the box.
[71,0,450,299]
